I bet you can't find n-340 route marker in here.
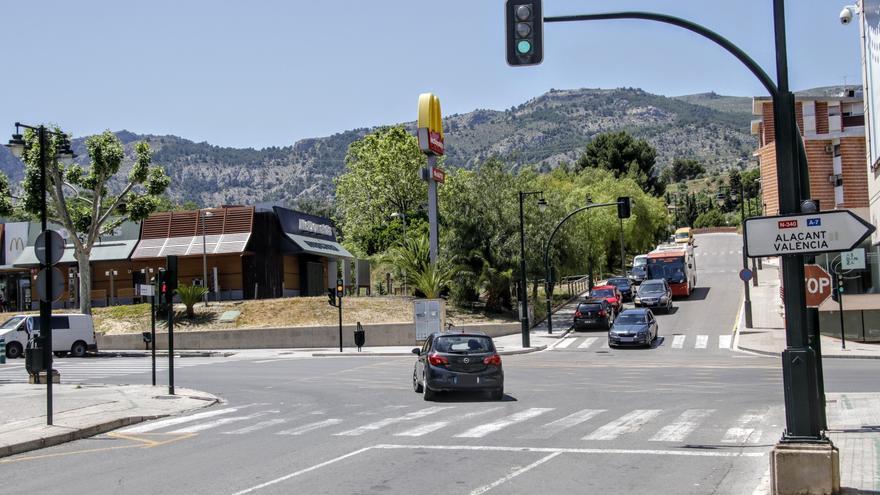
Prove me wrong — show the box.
[743,210,875,258]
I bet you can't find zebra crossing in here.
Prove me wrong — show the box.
[0,357,224,384]
[552,333,735,351]
[116,402,773,446]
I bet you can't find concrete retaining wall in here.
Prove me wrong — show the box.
[97,322,520,350]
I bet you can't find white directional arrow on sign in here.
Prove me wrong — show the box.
[744,210,875,257]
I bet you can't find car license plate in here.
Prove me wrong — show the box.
[455,375,478,385]
[584,318,595,323]
[620,337,634,342]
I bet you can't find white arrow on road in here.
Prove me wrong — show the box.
[744,210,875,257]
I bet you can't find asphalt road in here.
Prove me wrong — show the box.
[3,234,877,495]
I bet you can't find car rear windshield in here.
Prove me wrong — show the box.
[591,289,614,298]
[577,304,602,312]
[433,335,494,354]
[640,283,665,293]
[0,317,24,330]
[607,278,628,285]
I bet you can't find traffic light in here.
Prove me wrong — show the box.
[165,256,178,304]
[617,197,632,219]
[506,1,543,66]
[156,269,168,303]
[336,278,344,299]
[327,288,336,307]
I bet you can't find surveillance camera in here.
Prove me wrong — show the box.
[840,5,855,25]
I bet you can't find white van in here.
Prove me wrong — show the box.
[0,314,98,359]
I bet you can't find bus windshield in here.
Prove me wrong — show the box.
[647,257,686,284]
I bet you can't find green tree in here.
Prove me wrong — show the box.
[335,126,428,255]
[575,131,665,195]
[176,284,208,318]
[16,129,170,314]
[663,158,706,183]
[693,209,726,228]
[0,173,12,217]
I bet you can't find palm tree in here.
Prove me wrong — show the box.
[176,285,208,318]
[381,234,455,298]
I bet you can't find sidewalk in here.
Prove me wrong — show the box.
[0,384,217,458]
[310,295,583,357]
[735,262,880,359]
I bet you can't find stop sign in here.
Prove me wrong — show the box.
[804,265,832,308]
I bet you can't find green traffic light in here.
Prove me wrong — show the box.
[517,40,532,54]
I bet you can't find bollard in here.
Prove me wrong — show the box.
[0,338,5,365]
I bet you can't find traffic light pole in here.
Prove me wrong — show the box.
[37,125,53,426]
[543,201,617,334]
[338,295,343,353]
[150,293,156,386]
[166,256,177,395]
[541,0,827,444]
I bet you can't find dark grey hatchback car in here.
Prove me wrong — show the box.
[412,332,504,401]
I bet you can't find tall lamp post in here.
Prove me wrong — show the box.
[391,212,407,296]
[6,123,75,426]
[200,209,214,306]
[518,191,547,348]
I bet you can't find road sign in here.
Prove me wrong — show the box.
[34,230,65,265]
[841,248,866,270]
[430,166,446,183]
[739,268,753,282]
[743,210,875,257]
[804,264,832,308]
[35,267,65,302]
[136,284,155,297]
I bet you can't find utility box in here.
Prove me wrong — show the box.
[414,299,445,341]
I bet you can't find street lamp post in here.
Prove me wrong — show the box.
[200,210,214,306]
[391,212,407,296]
[6,123,75,426]
[518,191,547,348]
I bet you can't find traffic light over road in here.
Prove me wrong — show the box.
[506,1,543,66]
[617,197,632,219]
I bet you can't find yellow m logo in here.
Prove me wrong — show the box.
[417,93,443,138]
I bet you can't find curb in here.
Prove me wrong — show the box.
[0,415,164,459]
[0,392,219,459]
[310,345,549,358]
[96,351,235,358]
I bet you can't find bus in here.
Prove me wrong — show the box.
[645,244,696,297]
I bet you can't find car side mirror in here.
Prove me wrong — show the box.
[411,347,420,355]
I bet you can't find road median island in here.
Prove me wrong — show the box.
[0,384,218,459]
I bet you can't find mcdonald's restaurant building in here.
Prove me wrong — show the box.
[0,205,356,309]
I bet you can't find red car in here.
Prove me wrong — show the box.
[589,285,623,316]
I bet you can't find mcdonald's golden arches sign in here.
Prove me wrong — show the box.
[417,93,444,155]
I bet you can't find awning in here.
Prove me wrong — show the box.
[131,233,251,260]
[285,233,353,259]
[13,240,138,267]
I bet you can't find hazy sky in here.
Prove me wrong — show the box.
[0,0,864,149]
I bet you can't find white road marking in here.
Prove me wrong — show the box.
[695,335,709,349]
[374,443,766,458]
[555,337,576,349]
[395,407,502,437]
[718,335,732,349]
[278,418,343,436]
[600,339,609,349]
[583,409,662,440]
[469,452,562,495]
[525,409,606,439]
[649,409,715,442]
[671,335,686,349]
[578,337,598,349]
[335,406,452,436]
[455,408,554,438]
[120,406,249,433]
[223,418,287,435]
[170,410,276,434]
[230,446,373,495]
[722,411,766,444]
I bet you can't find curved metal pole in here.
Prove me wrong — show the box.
[544,12,778,98]
[543,202,616,333]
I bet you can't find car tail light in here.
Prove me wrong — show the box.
[483,354,502,366]
[575,311,582,318]
[428,353,448,366]
[598,310,607,317]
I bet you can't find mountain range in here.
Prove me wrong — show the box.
[2,86,836,207]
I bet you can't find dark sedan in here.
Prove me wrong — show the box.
[573,299,614,331]
[608,308,659,348]
[605,277,633,302]
[412,332,504,401]
[633,279,673,313]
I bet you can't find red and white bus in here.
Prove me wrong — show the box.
[646,244,696,297]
